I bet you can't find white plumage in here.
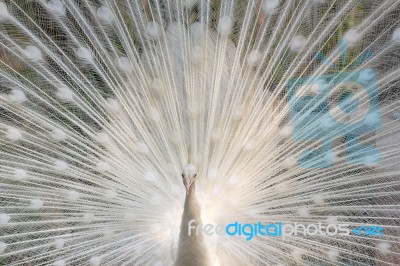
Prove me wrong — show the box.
[0,0,400,265]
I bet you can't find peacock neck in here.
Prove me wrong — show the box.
[174,183,210,266]
[181,183,203,242]
[184,183,202,224]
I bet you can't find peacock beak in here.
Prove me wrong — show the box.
[184,178,193,195]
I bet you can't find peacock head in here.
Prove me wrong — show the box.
[182,164,197,195]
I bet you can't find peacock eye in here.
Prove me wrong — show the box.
[182,174,184,178]
[194,174,197,178]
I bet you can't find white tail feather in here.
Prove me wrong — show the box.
[0,0,399,265]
